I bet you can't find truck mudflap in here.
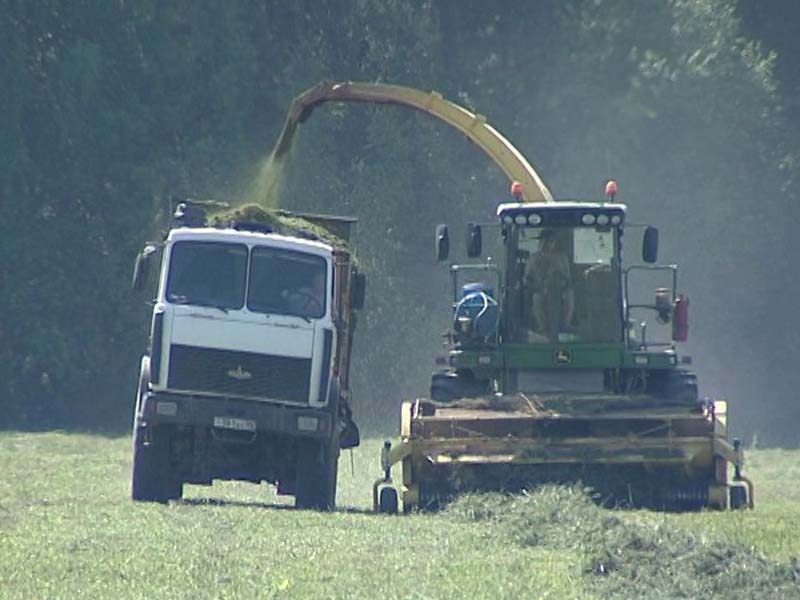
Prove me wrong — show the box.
[374,397,753,513]
[138,391,333,440]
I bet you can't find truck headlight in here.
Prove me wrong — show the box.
[156,401,178,416]
[297,416,319,432]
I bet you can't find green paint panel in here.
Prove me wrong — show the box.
[451,350,503,371]
[622,351,679,369]
[503,343,624,369]
[455,345,680,371]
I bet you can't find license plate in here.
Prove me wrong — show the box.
[213,416,256,432]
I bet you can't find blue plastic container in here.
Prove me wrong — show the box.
[455,283,499,340]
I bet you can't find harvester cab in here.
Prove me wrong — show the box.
[435,194,675,400]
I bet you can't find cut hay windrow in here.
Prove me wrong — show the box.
[445,487,800,599]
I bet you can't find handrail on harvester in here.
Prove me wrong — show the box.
[272,80,554,204]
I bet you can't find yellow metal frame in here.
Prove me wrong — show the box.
[273,80,553,204]
[374,400,753,512]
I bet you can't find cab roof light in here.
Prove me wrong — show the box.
[605,180,618,202]
[510,181,524,201]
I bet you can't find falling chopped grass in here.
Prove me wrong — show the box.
[445,486,800,599]
[243,154,286,210]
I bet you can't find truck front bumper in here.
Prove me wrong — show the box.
[138,391,333,440]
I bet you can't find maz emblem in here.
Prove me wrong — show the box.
[226,366,253,380]
[554,349,572,365]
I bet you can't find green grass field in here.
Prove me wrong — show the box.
[0,432,798,599]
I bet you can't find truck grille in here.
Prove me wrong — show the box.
[167,345,311,403]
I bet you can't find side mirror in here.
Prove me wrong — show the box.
[642,226,659,264]
[673,294,689,341]
[351,272,366,310]
[435,224,450,262]
[132,244,158,291]
[466,223,482,258]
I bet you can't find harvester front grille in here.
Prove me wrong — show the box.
[167,344,311,403]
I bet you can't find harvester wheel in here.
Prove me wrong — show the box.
[378,487,399,514]
[647,368,698,405]
[730,485,748,510]
[430,371,489,402]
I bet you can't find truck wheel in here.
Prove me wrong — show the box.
[295,441,338,510]
[131,426,182,503]
[134,356,150,418]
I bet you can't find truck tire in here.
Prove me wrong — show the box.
[134,356,150,418]
[131,426,182,503]
[295,441,338,510]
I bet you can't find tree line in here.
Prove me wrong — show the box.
[1,0,797,444]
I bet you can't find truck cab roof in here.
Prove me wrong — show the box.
[167,227,335,258]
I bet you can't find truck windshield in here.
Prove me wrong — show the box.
[508,226,621,343]
[166,242,248,310]
[248,247,327,319]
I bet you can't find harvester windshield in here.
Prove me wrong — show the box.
[500,203,624,344]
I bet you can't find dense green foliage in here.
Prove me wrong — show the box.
[1,1,798,442]
[1,433,798,598]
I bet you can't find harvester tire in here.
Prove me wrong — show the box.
[730,485,748,510]
[378,487,399,514]
[648,368,698,405]
[295,441,338,510]
[430,371,489,402]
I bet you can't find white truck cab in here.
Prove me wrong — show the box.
[131,204,363,509]
[152,228,336,407]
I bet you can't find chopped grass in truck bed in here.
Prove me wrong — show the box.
[207,203,352,250]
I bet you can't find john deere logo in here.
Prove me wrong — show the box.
[554,349,572,365]
[226,366,253,380]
